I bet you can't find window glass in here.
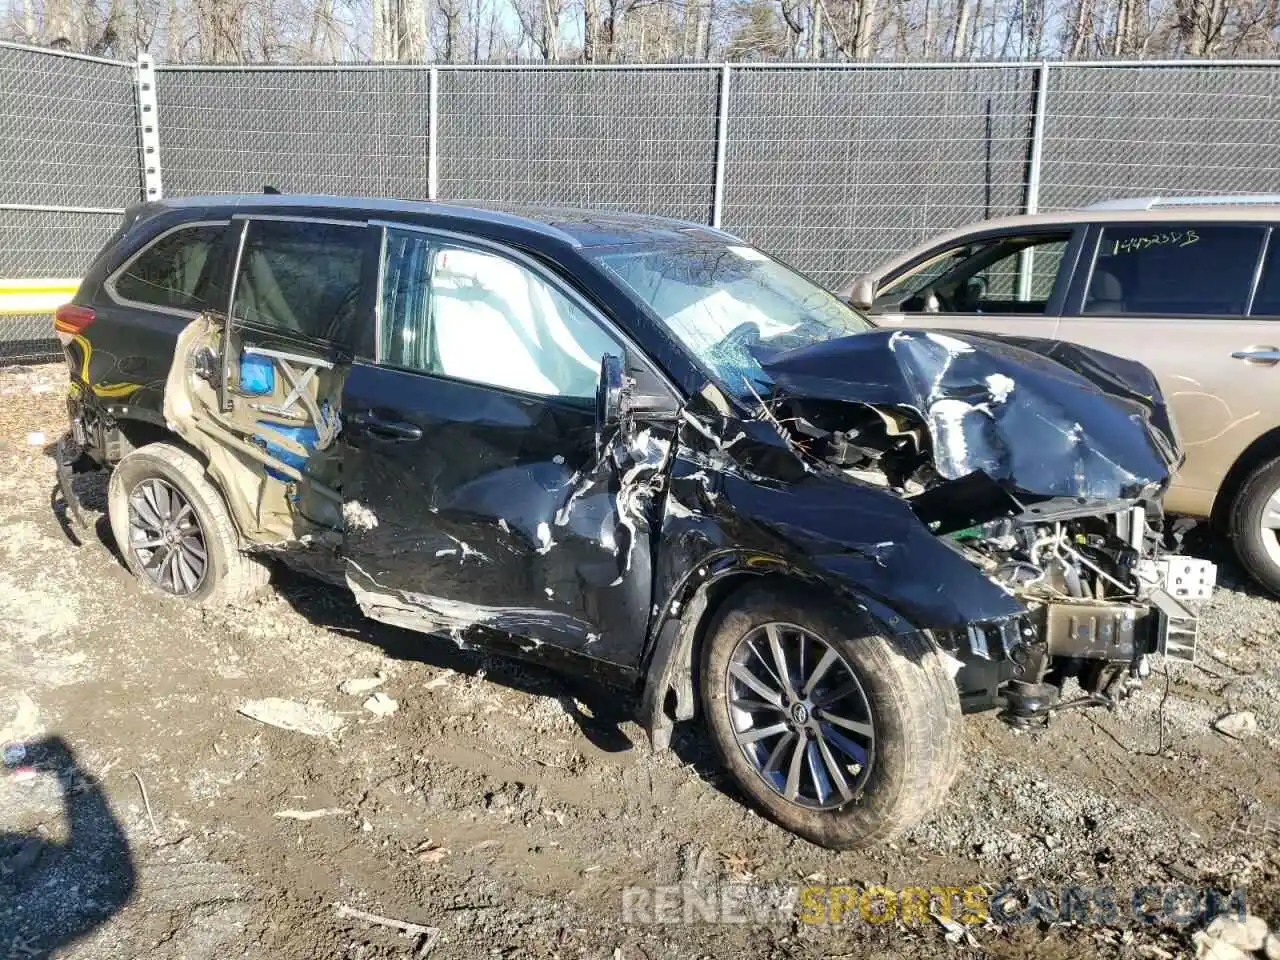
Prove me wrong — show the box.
[597,242,868,397]
[1249,236,1280,316]
[1085,224,1265,317]
[232,219,367,345]
[113,223,223,310]
[380,230,621,400]
[877,234,1068,315]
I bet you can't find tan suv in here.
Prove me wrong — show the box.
[841,196,1280,594]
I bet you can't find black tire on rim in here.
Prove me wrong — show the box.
[701,583,963,850]
[127,477,209,596]
[107,442,270,607]
[1229,456,1280,597]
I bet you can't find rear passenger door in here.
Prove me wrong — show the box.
[1056,222,1279,515]
[867,228,1082,338]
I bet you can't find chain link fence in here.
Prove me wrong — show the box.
[3,44,1280,363]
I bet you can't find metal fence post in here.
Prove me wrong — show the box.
[135,54,163,201]
[711,64,731,228]
[1017,59,1050,302]
[427,66,439,201]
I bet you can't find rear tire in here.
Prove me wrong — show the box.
[1228,456,1280,597]
[107,442,269,607]
[700,583,962,849]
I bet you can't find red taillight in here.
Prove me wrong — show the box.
[53,304,95,335]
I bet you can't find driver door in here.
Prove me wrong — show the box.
[340,225,676,670]
[865,228,1084,339]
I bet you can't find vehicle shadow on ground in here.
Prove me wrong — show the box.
[0,736,136,959]
[269,567,739,804]
[269,567,640,755]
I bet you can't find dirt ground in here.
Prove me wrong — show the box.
[1,360,1278,960]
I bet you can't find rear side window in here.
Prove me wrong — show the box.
[1083,224,1266,317]
[111,223,224,311]
[232,219,367,345]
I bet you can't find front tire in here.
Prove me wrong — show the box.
[700,583,961,849]
[107,442,268,607]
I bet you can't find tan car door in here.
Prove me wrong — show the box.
[865,228,1082,339]
[1055,222,1278,518]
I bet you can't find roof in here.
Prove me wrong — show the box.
[150,193,738,249]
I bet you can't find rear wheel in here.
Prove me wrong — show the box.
[1228,456,1280,597]
[700,583,962,849]
[107,442,269,606]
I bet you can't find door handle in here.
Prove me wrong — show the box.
[349,411,423,441]
[1231,346,1280,364]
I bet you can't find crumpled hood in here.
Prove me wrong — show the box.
[760,328,1180,503]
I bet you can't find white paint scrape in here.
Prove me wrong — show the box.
[986,373,1015,404]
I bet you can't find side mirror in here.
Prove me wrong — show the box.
[595,353,628,456]
[848,277,876,311]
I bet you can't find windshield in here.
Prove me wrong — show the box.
[594,242,872,397]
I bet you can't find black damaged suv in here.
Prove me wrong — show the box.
[57,195,1213,848]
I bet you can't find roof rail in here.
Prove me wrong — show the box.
[1085,194,1280,211]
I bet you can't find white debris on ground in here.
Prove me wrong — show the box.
[1214,711,1260,740]
[1194,915,1272,959]
[362,691,399,717]
[338,675,385,696]
[237,697,345,737]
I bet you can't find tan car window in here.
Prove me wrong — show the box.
[879,234,1068,315]
[1250,237,1280,317]
[1085,224,1266,317]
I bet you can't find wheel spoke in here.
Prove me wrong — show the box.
[168,547,184,591]
[736,721,790,745]
[1263,489,1280,530]
[814,728,854,801]
[174,502,194,526]
[783,734,806,801]
[765,624,798,700]
[175,548,201,593]
[144,481,169,524]
[132,535,166,549]
[806,739,831,804]
[131,492,164,529]
[817,708,875,739]
[821,723,869,765]
[728,662,783,708]
[745,637,786,692]
[143,543,171,573]
[762,732,794,774]
[730,696,786,714]
[181,535,207,563]
[802,647,839,697]
[812,680,860,709]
